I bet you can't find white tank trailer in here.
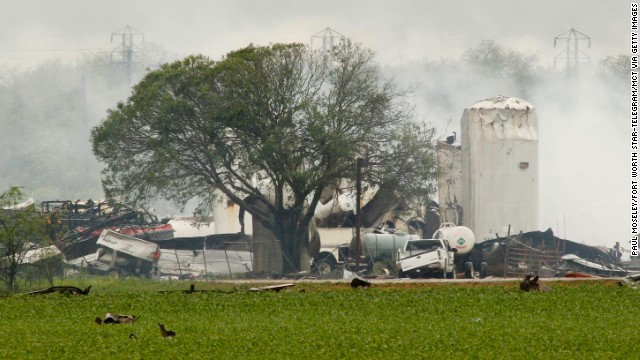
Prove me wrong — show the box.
[432,223,482,278]
[432,223,475,255]
[460,96,539,242]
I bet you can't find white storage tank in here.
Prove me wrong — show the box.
[460,96,539,242]
[432,223,475,255]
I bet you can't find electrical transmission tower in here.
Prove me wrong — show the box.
[111,25,144,86]
[554,28,591,73]
[311,27,345,53]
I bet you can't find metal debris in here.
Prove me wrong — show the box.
[96,313,138,324]
[248,283,295,292]
[29,285,91,296]
[156,284,236,294]
[619,272,640,289]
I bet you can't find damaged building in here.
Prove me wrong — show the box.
[37,200,253,279]
[438,96,625,277]
[439,95,539,241]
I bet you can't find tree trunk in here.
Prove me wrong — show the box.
[246,195,283,274]
[277,209,312,274]
[8,258,18,291]
[280,227,301,274]
[251,215,283,274]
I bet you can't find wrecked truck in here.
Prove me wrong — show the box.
[396,238,457,278]
[313,224,477,277]
[66,229,161,278]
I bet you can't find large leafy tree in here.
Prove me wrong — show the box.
[92,42,438,272]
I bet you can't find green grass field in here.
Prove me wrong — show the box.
[0,279,638,359]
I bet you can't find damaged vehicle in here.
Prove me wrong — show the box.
[66,229,161,278]
[396,238,456,278]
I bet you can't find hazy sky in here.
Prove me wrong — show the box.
[0,0,628,68]
[0,1,631,249]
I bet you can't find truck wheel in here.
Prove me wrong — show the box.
[317,262,332,274]
[314,254,336,275]
[480,262,488,279]
[397,269,405,278]
[464,262,474,279]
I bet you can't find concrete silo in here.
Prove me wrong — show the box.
[460,96,539,242]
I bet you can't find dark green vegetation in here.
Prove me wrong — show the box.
[0,187,58,291]
[0,280,637,359]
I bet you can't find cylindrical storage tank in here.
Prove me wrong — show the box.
[350,232,420,261]
[460,96,539,242]
[433,225,475,255]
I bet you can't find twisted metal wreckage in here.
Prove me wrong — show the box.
[459,228,628,279]
[27,200,253,279]
[5,197,634,280]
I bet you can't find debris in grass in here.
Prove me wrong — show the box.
[157,284,237,294]
[619,272,640,289]
[129,333,137,340]
[95,313,138,324]
[29,285,92,296]
[158,283,295,293]
[158,323,175,338]
[519,275,551,292]
[519,275,540,292]
[248,283,295,292]
[350,277,371,289]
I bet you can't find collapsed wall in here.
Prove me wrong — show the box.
[460,96,539,242]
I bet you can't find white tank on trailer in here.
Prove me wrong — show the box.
[353,232,420,260]
[432,222,475,255]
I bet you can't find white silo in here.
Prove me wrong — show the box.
[460,96,539,242]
